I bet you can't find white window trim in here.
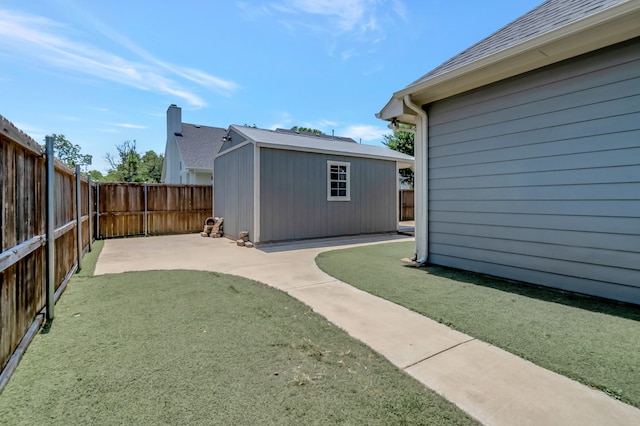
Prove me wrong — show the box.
[327,160,351,202]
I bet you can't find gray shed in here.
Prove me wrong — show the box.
[378,0,640,304]
[213,125,413,244]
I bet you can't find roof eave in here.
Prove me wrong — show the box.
[376,97,420,125]
[385,1,640,114]
[185,167,213,173]
[255,141,414,166]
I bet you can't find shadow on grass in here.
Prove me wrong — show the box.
[408,263,640,323]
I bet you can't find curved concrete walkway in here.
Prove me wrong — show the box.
[95,234,640,426]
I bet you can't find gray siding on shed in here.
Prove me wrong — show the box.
[213,143,254,240]
[259,148,397,242]
[219,128,250,153]
[426,38,640,304]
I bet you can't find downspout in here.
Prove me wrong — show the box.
[403,95,428,264]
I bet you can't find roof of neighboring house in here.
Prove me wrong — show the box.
[274,128,357,143]
[175,123,226,170]
[378,0,640,121]
[227,125,414,168]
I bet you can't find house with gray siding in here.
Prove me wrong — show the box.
[161,104,226,184]
[377,0,640,304]
[213,125,413,244]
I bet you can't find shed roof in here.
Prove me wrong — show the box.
[229,125,414,168]
[175,123,226,170]
[274,128,357,143]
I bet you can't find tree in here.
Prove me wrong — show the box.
[87,170,105,182]
[104,140,163,183]
[106,140,140,182]
[139,150,164,183]
[382,125,415,188]
[45,134,92,171]
[291,126,324,135]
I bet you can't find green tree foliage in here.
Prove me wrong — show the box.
[382,125,415,188]
[104,140,164,183]
[45,134,92,171]
[291,126,324,135]
[87,170,105,182]
[140,150,163,183]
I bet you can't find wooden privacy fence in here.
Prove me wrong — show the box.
[1,116,213,391]
[1,117,94,391]
[399,189,415,221]
[96,183,212,238]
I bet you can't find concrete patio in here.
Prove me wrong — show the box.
[95,233,640,426]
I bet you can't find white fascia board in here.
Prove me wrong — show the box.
[186,167,213,174]
[255,141,413,166]
[214,139,253,159]
[393,1,640,106]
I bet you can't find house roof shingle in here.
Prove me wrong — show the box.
[229,125,414,168]
[409,0,627,88]
[175,123,226,170]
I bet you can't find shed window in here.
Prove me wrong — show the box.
[327,161,350,201]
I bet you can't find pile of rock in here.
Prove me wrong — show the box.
[201,217,224,238]
[236,231,253,248]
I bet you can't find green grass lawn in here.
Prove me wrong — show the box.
[316,241,640,408]
[0,241,477,425]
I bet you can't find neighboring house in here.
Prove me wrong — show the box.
[377,0,640,304]
[213,125,413,244]
[161,104,226,184]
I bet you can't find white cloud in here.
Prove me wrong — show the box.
[0,8,238,107]
[283,0,369,32]
[269,115,340,133]
[391,0,408,21]
[295,119,338,132]
[88,19,239,96]
[268,112,294,130]
[266,0,406,51]
[114,123,148,129]
[341,124,387,143]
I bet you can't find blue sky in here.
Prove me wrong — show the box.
[0,0,542,173]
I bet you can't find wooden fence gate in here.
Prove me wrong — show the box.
[399,189,414,221]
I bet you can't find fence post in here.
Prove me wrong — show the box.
[45,136,55,322]
[144,182,148,236]
[75,165,82,271]
[87,175,92,252]
[96,182,100,239]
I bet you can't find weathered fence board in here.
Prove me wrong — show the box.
[96,183,212,238]
[2,115,213,389]
[1,118,48,380]
[1,116,93,387]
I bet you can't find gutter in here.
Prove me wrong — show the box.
[402,96,429,264]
